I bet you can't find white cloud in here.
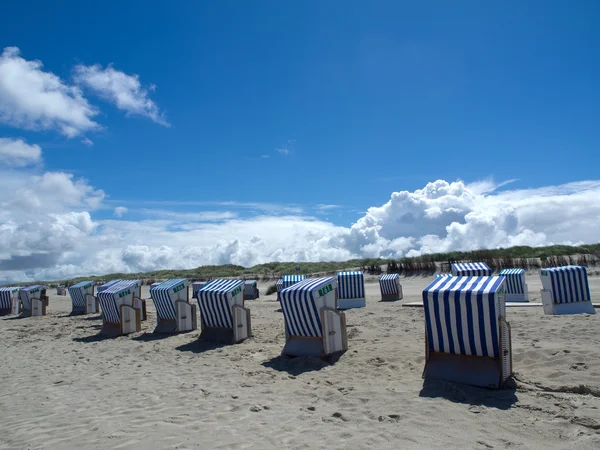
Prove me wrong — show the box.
[113,206,128,217]
[0,137,42,167]
[261,154,270,159]
[276,139,295,156]
[73,63,168,126]
[276,147,289,156]
[0,47,100,137]
[81,137,93,146]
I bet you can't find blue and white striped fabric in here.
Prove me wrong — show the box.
[280,277,335,338]
[197,279,244,328]
[451,262,492,276]
[499,269,525,295]
[379,274,400,295]
[282,275,306,289]
[68,281,94,307]
[150,278,187,320]
[97,279,122,293]
[19,285,44,310]
[276,279,284,292]
[423,276,505,358]
[337,271,365,299]
[0,287,18,309]
[435,274,453,279]
[97,280,141,323]
[542,266,591,304]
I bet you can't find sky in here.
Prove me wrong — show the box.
[0,1,599,282]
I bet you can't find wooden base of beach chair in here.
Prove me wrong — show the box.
[0,308,11,316]
[200,306,251,344]
[11,299,21,315]
[101,306,141,336]
[154,302,198,333]
[506,292,529,303]
[381,286,403,302]
[70,306,86,316]
[423,352,505,389]
[337,297,366,309]
[541,289,596,315]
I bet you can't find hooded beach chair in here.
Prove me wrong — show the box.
[282,275,306,289]
[435,274,452,279]
[97,279,146,320]
[337,271,366,309]
[68,281,98,315]
[56,286,67,296]
[197,279,251,343]
[150,278,197,333]
[192,282,206,299]
[279,277,348,359]
[422,276,512,389]
[96,280,144,336]
[451,262,492,277]
[379,273,403,301]
[18,285,48,317]
[243,280,259,300]
[498,269,529,302]
[539,266,595,315]
[276,279,284,292]
[0,287,20,316]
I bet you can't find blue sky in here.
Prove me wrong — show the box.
[1,2,599,281]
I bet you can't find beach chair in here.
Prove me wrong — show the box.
[451,262,492,276]
[96,280,144,336]
[243,280,259,300]
[379,273,403,301]
[68,281,98,315]
[192,282,206,299]
[282,275,306,289]
[97,279,146,321]
[337,271,366,309]
[422,276,512,389]
[197,279,251,344]
[279,277,348,359]
[499,269,529,302]
[539,266,595,315]
[56,286,67,296]
[276,279,283,292]
[0,287,20,316]
[435,274,452,279]
[150,278,198,333]
[18,285,48,318]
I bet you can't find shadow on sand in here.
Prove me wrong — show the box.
[175,339,229,354]
[419,379,518,410]
[261,354,337,376]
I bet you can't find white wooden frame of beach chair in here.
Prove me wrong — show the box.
[451,262,493,277]
[0,287,20,316]
[150,278,197,333]
[197,279,251,344]
[68,281,98,315]
[279,277,348,359]
[499,269,529,303]
[539,266,595,315]
[379,274,403,301]
[243,280,259,300]
[18,285,48,318]
[422,276,512,389]
[337,271,366,309]
[97,280,143,336]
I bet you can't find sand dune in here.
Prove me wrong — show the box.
[1,275,600,449]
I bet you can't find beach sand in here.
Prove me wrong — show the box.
[1,275,600,449]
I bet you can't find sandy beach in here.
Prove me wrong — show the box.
[1,274,600,449]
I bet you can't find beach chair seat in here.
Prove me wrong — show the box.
[97,280,143,336]
[243,280,259,300]
[280,277,348,359]
[150,278,198,333]
[18,285,47,318]
[539,266,595,315]
[198,279,251,344]
[379,274,403,301]
[0,287,20,316]
[422,276,512,389]
[68,281,98,315]
[499,268,529,302]
[337,271,366,309]
[451,262,492,277]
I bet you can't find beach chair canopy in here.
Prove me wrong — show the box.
[150,278,188,320]
[97,280,141,323]
[423,276,505,358]
[379,273,400,294]
[276,279,284,291]
[499,269,525,295]
[280,277,336,338]
[435,274,453,279]
[451,262,492,276]
[337,271,364,299]
[97,279,122,293]
[282,275,306,289]
[541,266,591,304]
[68,280,94,308]
[0,287,19,309]
[197,279,244,328]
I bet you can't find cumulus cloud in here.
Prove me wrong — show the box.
[81,137,93,146]
[0,137,42,167]
[0,47,100,137]
[113,206,128,217]
[73,63,168,126]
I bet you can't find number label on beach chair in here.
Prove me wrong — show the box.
[118,289,131,298]
[173,283,185,294]
[318,284,333,297]
[230,286,242,298]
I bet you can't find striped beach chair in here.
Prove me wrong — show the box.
[422,276,512,389]
[276,279,284,292]
[0,287,20,316]
[243,280,259,300]
[97,279,122,293]
[98,279,146,320]
[282,275,306,289]
[150,278,197,333]
[18,285,48,317]
[337,271,366,309]
[68,281,98,315]
[499,269,529,302]
[435,274,453,279]
[56,286,67,296]
[379,273,403,301]
[97,280,144,336]
[451,262,492,277]
[539,266,595,315]
[280,277,348,359]
[197,279,251,344]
